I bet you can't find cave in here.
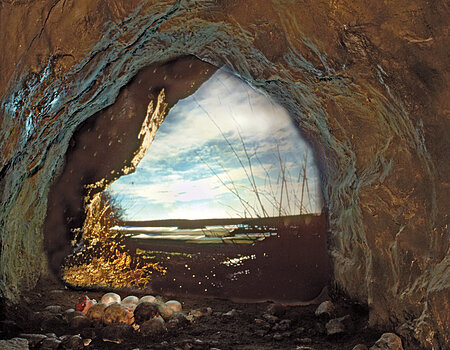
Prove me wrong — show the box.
[50,62,331,303]
[0,1,448,349]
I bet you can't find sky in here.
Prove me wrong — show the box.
[107,68,323,220]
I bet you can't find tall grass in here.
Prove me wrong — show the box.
[63,191,165,288]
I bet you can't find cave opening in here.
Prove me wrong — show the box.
[45,57,331,304]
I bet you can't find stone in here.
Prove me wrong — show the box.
[165,300,182,313]
[262,313,279,324]
[223,309,238,317]
[266,303,286,317]
[353,345,369,350]
[326,317,346,336]
[0,320,22,338]
[170,312,188,325]
[40,315,64,332]
[255,329,267,337]
[134,302,160,324]
[103,303,130,325]
[69,315,91,329]
[60,335,84,350]
[273,333,283,341]
[139,295,156,304]
[140,317,166,337]
[63,309,85,323]
[273,319,291,331]
[18,334,46,347]
[122,295,139,305]
[101,292,121,305]
[86,303,107,325]
[157,303,175,320]
[0,337,29,350]
[295,347,315,350]
[40,337,61,349]
[296,337,312,344]
[101,324,133,343]
[370,333,404,350]
[44,305,63,314]
[314,301,335,318]
[166,318,179,330]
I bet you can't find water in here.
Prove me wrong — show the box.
[121,214,331,303]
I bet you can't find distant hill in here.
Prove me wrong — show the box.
[120,213,323,229]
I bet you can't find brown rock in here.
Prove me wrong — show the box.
[102,303,129,325]
[86,303,107,325]
[370,333,404,350]
[69,315,91,329]
[0,337,29,350]
[353,345,369,350]
[101,323,133,343]
[140,317,166,337]
[60,335,84,350]
[134,301,160,325]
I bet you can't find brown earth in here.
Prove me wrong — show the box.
[1,275,383,350]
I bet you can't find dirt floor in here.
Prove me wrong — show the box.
[0,275,383,350]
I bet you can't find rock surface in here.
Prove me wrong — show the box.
[0,337,29,350]
[0,1,448,349]
[370,333,404,350]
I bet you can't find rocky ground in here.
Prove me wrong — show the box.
[0,276,406,350]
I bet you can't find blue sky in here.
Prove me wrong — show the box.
[107,68,323,220]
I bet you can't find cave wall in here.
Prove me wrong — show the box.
[0,1,448,348]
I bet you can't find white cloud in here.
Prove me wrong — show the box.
[108,68,322,220]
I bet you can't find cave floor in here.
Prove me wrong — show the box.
[1,276,382,350]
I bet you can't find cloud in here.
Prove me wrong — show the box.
[108,68,322,220]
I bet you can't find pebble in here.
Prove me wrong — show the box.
[158,303,175,320]
[254,318,271,330]
[255,330,267,337]
[60,335,84,350]
[325,317,345,335]
[140,317,167,337]
[63,310,84,323]
[273,333,283,341]
[266,303,286,317]
[0,337,29,350]
[296,346,316,350]
[101,323,133,343]
[170,312,189,325]
[353,345,369,350]
[223,309,238,317]
[40,337,61,349]
[101,292,121,305]
[41,316,64,332]
[325,315,352,336]
[86,303,107,324]
[103,303,130,324]
[134,302,160,324]
[19,334,46,347]
[370,333,404,350]
[166,318,179,330]
[122,295,139,305]
[293,327,306,336]
[139,295,156,304]
[0,320,22,338]
[69,315,91,329]
[44,305,63,314]
[296,337,312,344]
[315,300,335,318]
[165,300,182,313]
[262,313,279,324]
[273,319,291,331]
